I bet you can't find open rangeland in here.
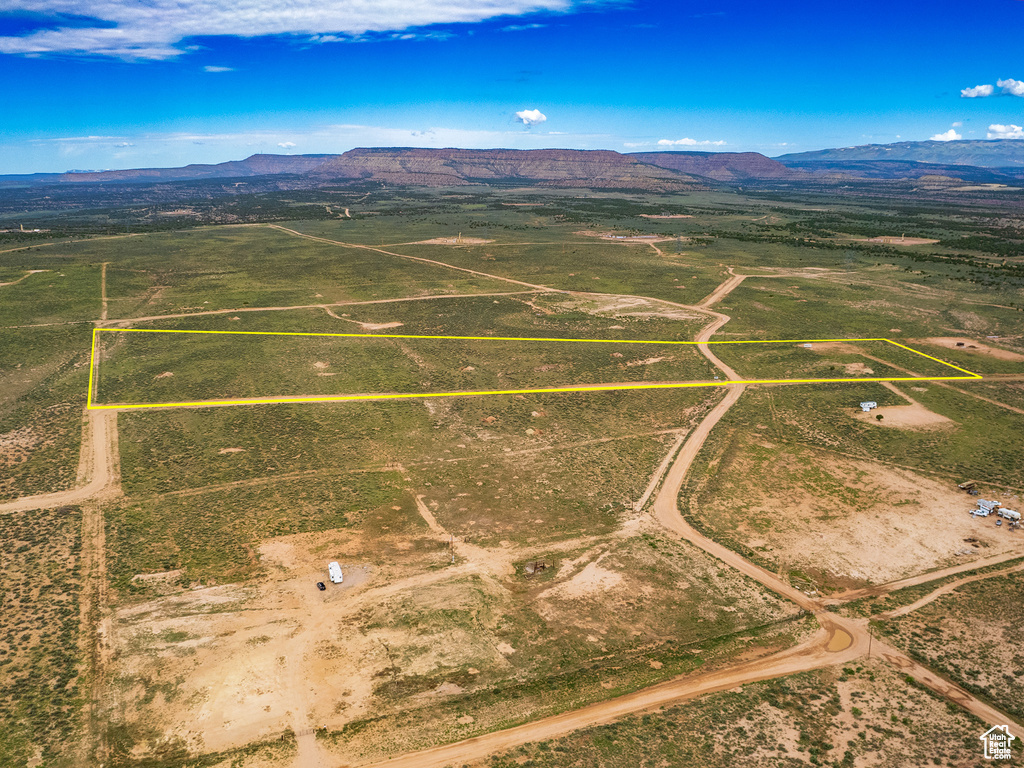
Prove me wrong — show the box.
[1,185,1023,768]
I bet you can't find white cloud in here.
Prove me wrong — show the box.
[952,121,963,127]
[0,0,585,59]
[277,141,297,149]
[961,83,994,98]
[987,124,1024,139]
[515,108,547,126]
[657,138,727,147]
[929,128,962,141]
[502,23,546,31]
[998,78,1024,97]
[203,65,234,72]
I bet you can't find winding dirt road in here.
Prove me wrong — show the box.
[8,237,1021,765]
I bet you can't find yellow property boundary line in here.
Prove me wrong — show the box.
[86,328,981,410]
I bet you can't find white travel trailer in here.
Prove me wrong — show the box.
[998,509,1021,522]
[328,561,344,584]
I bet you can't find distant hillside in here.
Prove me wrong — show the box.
[313,148,704,190]
[776,140,1024,169]
[776,158,1023,182]
[0,148,706,192]
[629,151,802,181]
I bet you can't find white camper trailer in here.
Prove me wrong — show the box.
[328,561,344,584]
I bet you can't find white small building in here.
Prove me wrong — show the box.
[802,343,813,348]
[860,401,878,412]
[328,561,344,584]
[977,499,1001,513]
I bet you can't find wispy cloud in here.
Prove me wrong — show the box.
[961,84,994,98]
[960,79,1024,98]
[929,128,961,141]
[997,78,1024,97]
[0,0,590,59]
[203,65,234,72]
[502,23,546,31]
[277,141,296,149]
[515,108,547,127]
[988,124,1024,139]
[657,138,726,147]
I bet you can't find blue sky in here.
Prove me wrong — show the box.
[2,0,1023,174]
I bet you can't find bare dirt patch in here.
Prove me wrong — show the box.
[218,447,246,455]
[415,237,494,245]
[857,236,940,245]
[921,337,1024,362]
[843,362,874,376]
[696,445,1019,585]
[852,404,955,431]
[358,321,405,331]
[639,214,694,219]
[575,230,675,243]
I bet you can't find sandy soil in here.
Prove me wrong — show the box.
[0,408,120,514]
[574,230,675,243]
[922,337,1024,362]
[852,404,954,430]
[727,450,1016,583]
[639,214,694,219]
[857,236,940,246]
[414,237,494,245]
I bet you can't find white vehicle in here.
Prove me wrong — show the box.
[998,509,1021,522]
[971,508,991,517]
[328,561,344,584]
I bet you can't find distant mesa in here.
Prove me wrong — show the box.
[2,139,1023,190]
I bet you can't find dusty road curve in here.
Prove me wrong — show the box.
[828,550,1024,604]
[357,624,864,768]
[877,562,1024,619]
[0,409,119,514]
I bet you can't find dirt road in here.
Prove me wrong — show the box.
[99,290,543,327]
[100,262,109,321]
[357,622,863,768]
[267,225,554,291]
[828,550,1024,603]
[0,408,119,514]
[879,562,1024,618]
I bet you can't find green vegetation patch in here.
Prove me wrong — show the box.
[106,472,405,589]
[878,570,1024,721]
[0,505,85,767]
[485,660,986,768]
[0,326,91,500]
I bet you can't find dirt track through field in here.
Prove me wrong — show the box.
[878,562,1024,618]
[0,408,119,514]
[827,551,1024,603]
[349,268,1020,767]
[8,246,1022,763]
[99,290,543,326]
[358,623,864,768]
[266,225,554,291]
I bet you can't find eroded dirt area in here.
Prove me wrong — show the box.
[921,337,1024,362]
[102,499,798,761]
[697,445,1021,586]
